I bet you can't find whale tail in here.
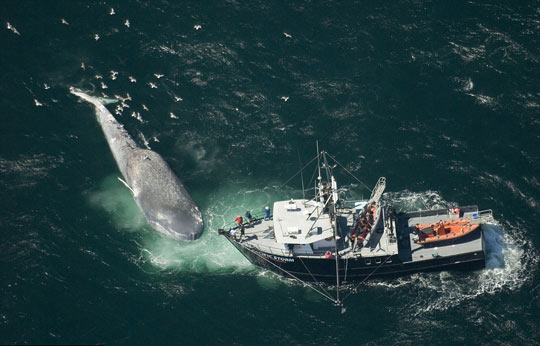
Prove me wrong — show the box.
[70,87,118,105]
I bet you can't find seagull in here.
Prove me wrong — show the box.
[169,112,178,119]
[101,81,108,89]
[280,96,289,102]
[115,105,124,115]
[94,34,100,41]
[131,111,143,123]
[6,22,20,35]
[110,70,118,80]
[61,18,69,25]
[193,24,202,30]
[114,94,131,102]
[142,104,149,111]
[43,83,50,90]
[95,74,103,79]
[128,76,137,83]
[148,82,157,89]
[124,19,130,28]
[283,32,292,38]
[34,99,43,107]
[174,96,183,102]
[81,62,86,70]
[154,73,164,79]
[152,136,159,142]
[120,101,130,109]
[110,8,115,15]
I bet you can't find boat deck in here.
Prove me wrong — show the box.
[396,207,487,263]
[228,206,491,263]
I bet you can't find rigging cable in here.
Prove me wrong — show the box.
[298,256,334,299]
[241,245,338,304]
[278,154,319,191]
[325,152,373,193]
[341,254,394,303]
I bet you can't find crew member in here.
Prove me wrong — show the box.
[245,210,253,226]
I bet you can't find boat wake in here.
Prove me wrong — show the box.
[88,180,537,305]
[366,191,538,315]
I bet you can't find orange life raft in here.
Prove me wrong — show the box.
[414,219,480,244]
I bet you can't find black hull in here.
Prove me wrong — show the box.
[226,237,486,283]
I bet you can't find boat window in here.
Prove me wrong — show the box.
[375,258,381,264]
[365,259,371,265]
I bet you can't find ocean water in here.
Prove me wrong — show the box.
[1,1,539,345]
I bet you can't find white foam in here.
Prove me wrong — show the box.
[367,191,538,315]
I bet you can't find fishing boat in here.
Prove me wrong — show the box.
[218,147,493,307]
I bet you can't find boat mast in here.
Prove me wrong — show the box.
[320,150,342,306]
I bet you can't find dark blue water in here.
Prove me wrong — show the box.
[1,1,539,345]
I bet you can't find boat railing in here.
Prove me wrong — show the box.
[221,210,272,231]
[478,209,494,220]
[244,241,292,257]
[403,205,479,218]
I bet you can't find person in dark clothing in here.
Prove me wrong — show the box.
[245,210,253,226]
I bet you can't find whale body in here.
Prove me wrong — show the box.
[71,88,203,241]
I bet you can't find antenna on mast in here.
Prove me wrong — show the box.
[316,141,323,203]
[297,149,305,200]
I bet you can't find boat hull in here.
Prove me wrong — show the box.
[224,232,486,283]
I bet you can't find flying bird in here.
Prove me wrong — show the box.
[283,32,292,38]
[124,19,130,28]
[129,76,137,83]
[6,22,20,35]
[110,8,115,15]
[193,24,202,30]
[61,18,69,25]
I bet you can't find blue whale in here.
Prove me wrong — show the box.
[71,88,203,241]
